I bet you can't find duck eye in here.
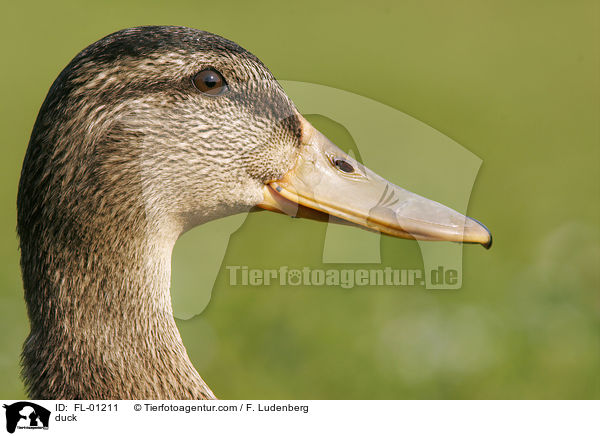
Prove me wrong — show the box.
[333,158,354,173]
[193,69,228,96]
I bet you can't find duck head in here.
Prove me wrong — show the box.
[19,26,490,247]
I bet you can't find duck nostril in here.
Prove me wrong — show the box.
[333,158,354,173]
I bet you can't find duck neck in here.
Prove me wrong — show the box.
[21,221,216,400]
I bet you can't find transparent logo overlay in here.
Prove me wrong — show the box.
[157,81,484,319]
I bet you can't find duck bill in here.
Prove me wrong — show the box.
[258,116,492,248]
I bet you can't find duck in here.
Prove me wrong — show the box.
[17,26,492,400]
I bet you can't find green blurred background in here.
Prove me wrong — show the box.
[1,0,598,399]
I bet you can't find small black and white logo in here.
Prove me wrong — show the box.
[3,402,50,434]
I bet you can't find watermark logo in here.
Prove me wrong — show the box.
[227,265,459,289]
[3,402,50,434]
[161,80,484,319]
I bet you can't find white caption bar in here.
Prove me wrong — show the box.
[1,400,597,435]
